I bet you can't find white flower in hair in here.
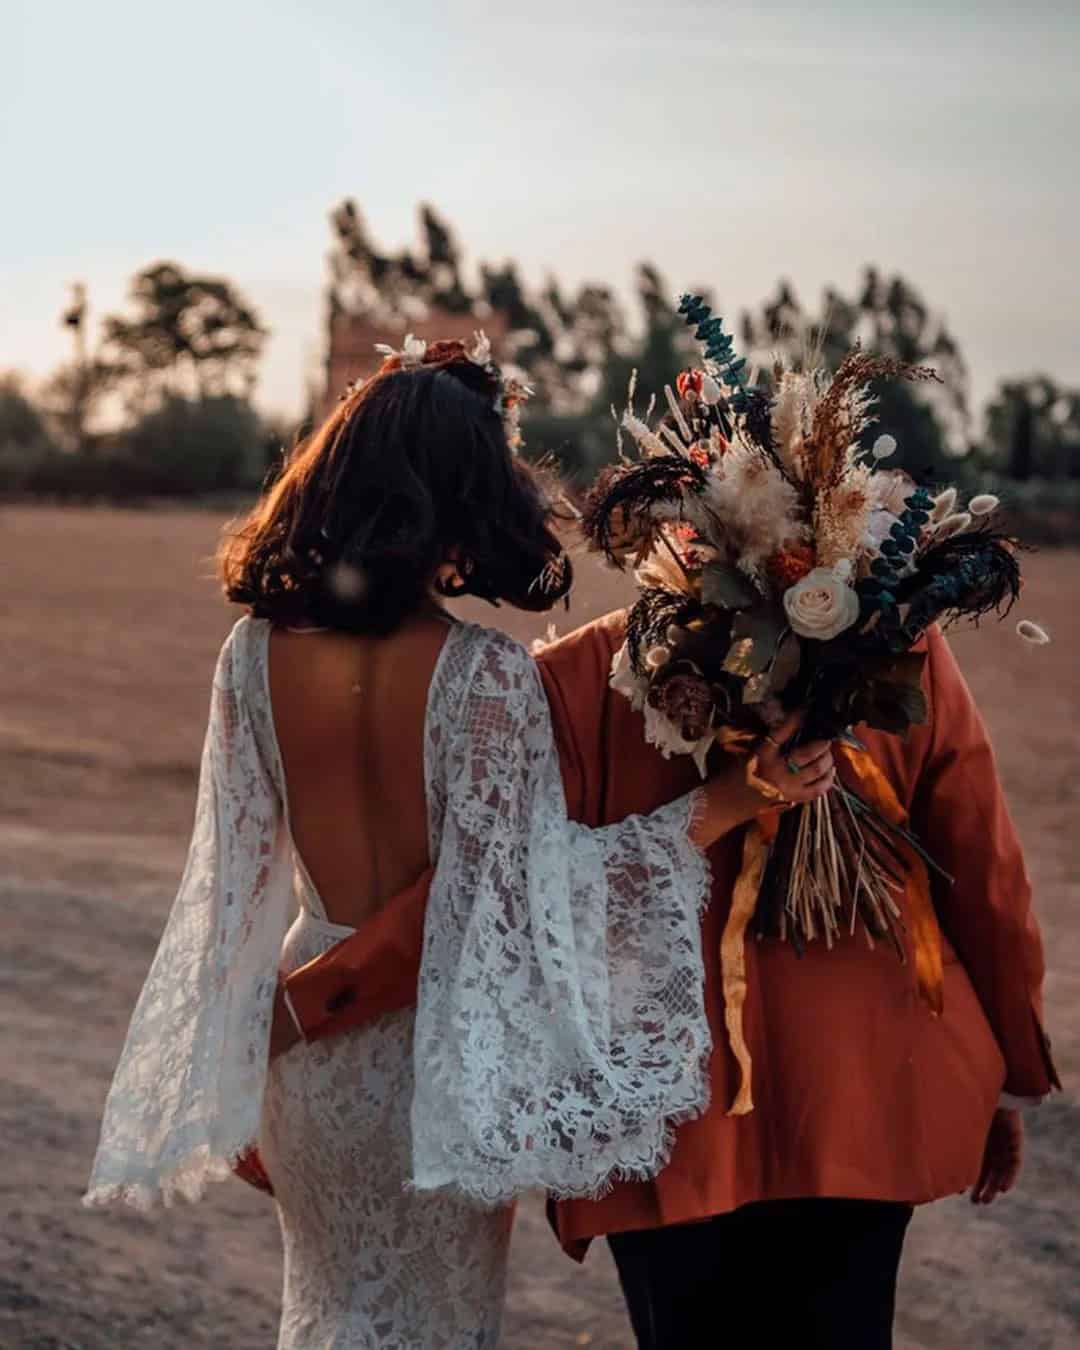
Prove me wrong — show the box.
[374,333,427,368]
[467,330,493,367]
[501,372,534,403]
[497,370,535,453]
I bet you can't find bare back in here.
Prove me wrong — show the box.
[267,616,452,928]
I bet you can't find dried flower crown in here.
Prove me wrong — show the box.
[344,330,533,452]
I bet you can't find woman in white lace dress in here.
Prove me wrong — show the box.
[85,336,836,1348]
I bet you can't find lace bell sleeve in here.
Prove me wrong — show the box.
[410,628,712,1208]
[84,620,295,1209]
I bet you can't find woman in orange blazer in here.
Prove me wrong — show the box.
[268,611,1058,1350]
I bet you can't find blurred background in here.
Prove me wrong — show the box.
[2,2,1077,1346]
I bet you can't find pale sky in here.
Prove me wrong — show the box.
[3,0,1078,419]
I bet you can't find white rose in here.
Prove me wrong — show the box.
[783,567,861,642]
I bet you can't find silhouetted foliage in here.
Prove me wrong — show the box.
[0,375,53,452]
[103,262,267,407]
[324,204,989,485]
[39,357,121,454]
[5,205,1075,527]
[123,395,266,495]
[981,377,1080,482]
[740,268,971,482]
[0,264,272,500]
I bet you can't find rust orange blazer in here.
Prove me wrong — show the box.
[283,613,1058,1259]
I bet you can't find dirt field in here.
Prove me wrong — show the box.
[1,504,1077,1349]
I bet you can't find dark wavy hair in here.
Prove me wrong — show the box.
[219,340,573,634]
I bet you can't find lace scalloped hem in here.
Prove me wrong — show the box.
[408,783,716,1212]
[408,1080,714,1212]
[82,1145,244,1212]
[413,780,716,1212]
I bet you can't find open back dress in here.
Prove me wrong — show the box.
[86,615,714,1348]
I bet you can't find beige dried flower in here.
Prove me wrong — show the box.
[1016,620,1051,645]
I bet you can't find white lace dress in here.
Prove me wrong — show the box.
[261,905,513,1350]
[86,617,713,1349]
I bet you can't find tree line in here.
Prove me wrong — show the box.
[2,203,1078,533]
[0,264,273,498]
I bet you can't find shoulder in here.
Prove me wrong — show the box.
[212,614,265,687]
[444,622,544,699]
[451,620,531,668]
[920,623,969,708]
[535,610,627,695]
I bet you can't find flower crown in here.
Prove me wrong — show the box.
[346,330,532,452]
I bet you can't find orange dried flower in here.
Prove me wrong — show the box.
[767,542,816,588]
[669,520,707,569]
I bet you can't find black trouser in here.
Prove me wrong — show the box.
[608,1198,913,1349]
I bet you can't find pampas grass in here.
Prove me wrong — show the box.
[805,347,941,487]
[690,443,805,577]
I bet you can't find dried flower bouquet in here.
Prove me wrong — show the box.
[582,295,1048,1112]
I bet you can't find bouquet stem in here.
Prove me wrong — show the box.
[754,786,937,955]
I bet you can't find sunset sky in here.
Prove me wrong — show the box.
[4,0,1077,418]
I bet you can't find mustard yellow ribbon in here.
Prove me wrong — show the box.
[720,821,769,1116]
[720,747,944,1116]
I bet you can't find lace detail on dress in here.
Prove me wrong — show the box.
[84,618,294,1209]
[261,910,510,1350]
[84,617,712,1349]
[412,624,712,1208]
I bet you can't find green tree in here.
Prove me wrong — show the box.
[328,200,468,323]
[982,377,1080,481]
[123,394,266,495]
[103,262,267,407]
[420,205,471,314]
[39,356,121,453]
[537,264,696,479]
[319,202,992,488]
[740,268,971,480]
[0,374,52,450]
[34,283,124,454]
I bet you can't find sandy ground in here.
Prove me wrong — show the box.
[0,503,1076,1349]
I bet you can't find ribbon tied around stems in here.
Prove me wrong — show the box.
[719,745,944,1117]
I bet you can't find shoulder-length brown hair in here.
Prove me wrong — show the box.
[219,341,572,634]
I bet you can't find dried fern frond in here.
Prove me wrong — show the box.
[894,530,1022,636]
[806,347,941,487]
[814,464,873,569]
[770,370,817,482]
[581,454,708,567]
[636,538,696,595]
[625,586,702,675]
